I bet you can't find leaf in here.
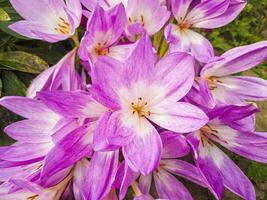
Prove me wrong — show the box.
[2,70,26,96]
[248,162,267,182]
[0,51,49,74]
[0,8,10,21]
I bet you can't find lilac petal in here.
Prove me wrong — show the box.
[122,119,162,175]
[9,178,43,195]
[218,76,267,101]
[93,111,134,151]
[38,90,106,118]
[149,102,208,133]
[0,143,51,162]
[119,163,137,200]
[9,0,55,21]
[193,1,246,28]
[32,29,70,43]
[139,174,152,195]
[154,52,195,102]
[0,96,58,120]
[4,119,53,143]
[187,0,229,24]
[171,0,193,21]
[108,43,137,62]
[187,133,224,199]
[83,151,119,200]
[27,49,82,98]
[217,149,255,200]
[66,0,82,26]
[154,168,193,200]
[160,131,190,158]
[40,125,93,185]
[162,159,206,187]
[91,57,124,109]
[201,41,267,77]
[73,159,89,200]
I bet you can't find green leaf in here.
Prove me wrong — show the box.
[2,70,26,96]
[0,8,10,21]
[248,162,267,182]
[0,51,49,74]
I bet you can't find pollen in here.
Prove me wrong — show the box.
[131,97,151,117]
[54,17,70,35]
[94,42,110,56]
[27,195,38,200]
[177,21,191,31]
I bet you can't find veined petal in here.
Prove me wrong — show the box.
[149,102,208,133]
[73,159,89,200]
[4,119,53,143]
[108,43,137,63]
[0,96,59,122]
[193,1,246,28]
[139,174,152,195]
[122,119,162,175]
[66,0,82,26]
[83,151,119,200]
[40,124,93,185]
[153,168,193,200]
[218,76,267,101]
[160,131,190,158]
[171,0,193,22]
[201,41,267,77]
[154,52,195,102]
[38,91,107,118]
[162,159,206,187]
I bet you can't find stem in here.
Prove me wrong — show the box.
[71,31,80,47]
[131,181,142,196]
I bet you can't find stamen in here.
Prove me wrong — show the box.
[55,17,70,35]
[27,195,38,200]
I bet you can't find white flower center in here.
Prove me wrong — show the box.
[130,97,151,117]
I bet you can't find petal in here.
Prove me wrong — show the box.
[154,52,195,101]
[193,1,246,28]
[0,142,51,162]
[27,49,82,98]
[218,76,267,101]
[66,0,82,26]
[153,168,193,200]
[73,159,89,200]
[40,125,93,185]
[160,131,190,158]
[201,41,267,77]
[83,151,119,200]
[108,43,137,62]
[0,96,58,120]
[138,174,152,195]
[162,159,206,187]
[122,119,162,175]
[93,111,134,151]
[187,133,224,199]
[38,91,106,118]
[171,0,193,21]
[4,119,53,143]
[149,102,208,133]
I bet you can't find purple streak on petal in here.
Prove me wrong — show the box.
[38,90,106,118]
[153,168,193,200]
[40,125,93,185]
[73,159,89,200]
[123,120,162,175]
[162,159,206,187]
[4,119,53,143]
[218,76,267,101]
[83,151,119,200]
[171,0,193,21]
[66,0,82,26]
[139,173,152,195]
[201,41,267,77]
[160,131,190,158]
[149,102,208,133]
[154,52,195,102]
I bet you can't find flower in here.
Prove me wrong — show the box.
[165,0,246,63]
[9,0,82,42]
[79,4,135,66]
[194,41,267,107]
[187,104,267,199]
[90,33,208,175]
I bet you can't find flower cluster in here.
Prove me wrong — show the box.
[1,0,267,199]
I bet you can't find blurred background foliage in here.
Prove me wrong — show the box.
[0,0,267,199]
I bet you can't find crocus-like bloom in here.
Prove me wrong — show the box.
[27,49,82,98]
[165,0,246,63]
[90,33,208,175]
[79,4,135,66]
[9,0,82,42]
[194,41,267,107]
[81,0,128,11]
[116,131,206,200]
[187,104,267,200]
